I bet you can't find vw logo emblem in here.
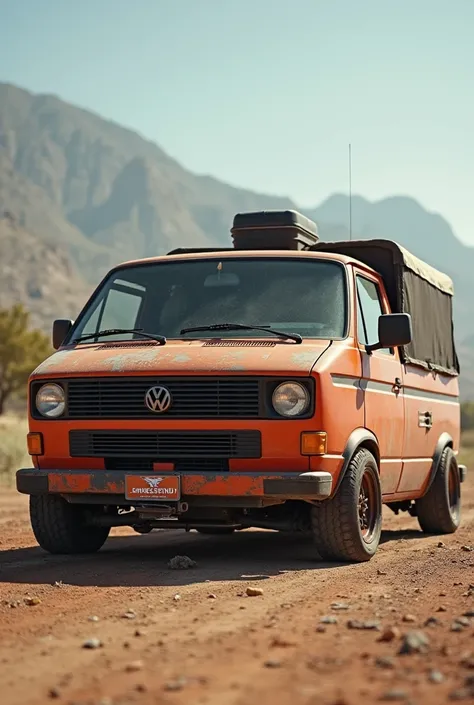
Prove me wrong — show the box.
[145,386,172,413]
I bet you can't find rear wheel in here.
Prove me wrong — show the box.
[311,448,382,562]
[416,447,461,534]
[30,495,110,555]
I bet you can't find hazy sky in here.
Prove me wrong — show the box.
[1,0,473,244]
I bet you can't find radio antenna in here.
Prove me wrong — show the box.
[348,143,352,240]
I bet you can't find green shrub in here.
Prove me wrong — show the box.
[0,416,29,486]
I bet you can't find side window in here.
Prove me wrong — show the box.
[356,276,392,354]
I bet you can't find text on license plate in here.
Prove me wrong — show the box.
[125,475,180,501]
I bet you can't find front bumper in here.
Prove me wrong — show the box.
[16,468,332,503]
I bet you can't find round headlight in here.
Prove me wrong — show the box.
[36,383,65,418]
[272,382,310,418]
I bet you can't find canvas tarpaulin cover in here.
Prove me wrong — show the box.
[313,239,459,376]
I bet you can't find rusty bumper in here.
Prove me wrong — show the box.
[16,468,333,501]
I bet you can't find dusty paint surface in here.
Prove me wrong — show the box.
[30,341,329,378]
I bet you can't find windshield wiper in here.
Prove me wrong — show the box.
[180,323,302,344]
[72,328,167,345]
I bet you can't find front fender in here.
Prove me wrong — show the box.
[331,427,380,496]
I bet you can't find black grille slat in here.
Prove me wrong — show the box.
[66,377,261,420]
[70,430,261,459]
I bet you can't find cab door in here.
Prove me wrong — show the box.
[356,274,405,496]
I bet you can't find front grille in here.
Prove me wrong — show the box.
[66,377,261,420]
[70,430,261,459]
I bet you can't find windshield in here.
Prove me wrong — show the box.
[70,257,347,342]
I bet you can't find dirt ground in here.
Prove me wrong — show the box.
[1,478,473,705]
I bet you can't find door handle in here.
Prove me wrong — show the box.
[418,411,433,428]
[392,377,402,394]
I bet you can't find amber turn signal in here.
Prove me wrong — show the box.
[301,431,327,456]
[27,432,44,456]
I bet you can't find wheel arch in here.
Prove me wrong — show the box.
[332,428,380,496]
[420,432,454,498]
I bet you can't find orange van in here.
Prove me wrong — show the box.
[16,210,467,562]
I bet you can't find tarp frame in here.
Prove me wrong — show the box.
[312,239,459,376]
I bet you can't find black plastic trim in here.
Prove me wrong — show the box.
[333,428,380,495]
[420,432,454,497]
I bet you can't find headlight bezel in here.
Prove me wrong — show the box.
[271,380,312,418]
[35,383,66,419]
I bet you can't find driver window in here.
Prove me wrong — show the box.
[356,276,393,355]
[78,286,143,340]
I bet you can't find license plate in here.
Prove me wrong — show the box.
[125,475,180,501]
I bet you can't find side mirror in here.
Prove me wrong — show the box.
[52,319,73,350]
[366,313,412,354]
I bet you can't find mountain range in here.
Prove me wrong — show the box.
[0,82,472,399]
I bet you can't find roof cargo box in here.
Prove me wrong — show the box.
[313,239,459,376]
[231,210,319,251]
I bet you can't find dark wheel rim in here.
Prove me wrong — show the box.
[358,469,380,544]
[448,459,461,520]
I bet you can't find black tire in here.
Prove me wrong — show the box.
[416,447,461,534]
[311,448,382,563]
[30,495,110,555]
[196,527,235,535]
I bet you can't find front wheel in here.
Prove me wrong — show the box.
[416,447,461,534]
[311,448,382,562]
[30,495,110,555]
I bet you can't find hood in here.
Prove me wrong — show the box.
[32,340,331,378]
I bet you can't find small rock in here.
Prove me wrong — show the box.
[449,688,472,701]
[320,616,338,625]
[424,616,441,628]
[398,630,430,655]
[53,581,63,588]
[24,597,41,606]
[88,615,100,622]
[122,610,136,620]
[264,659,282,668]
[125,660,144,673]
[381,688,408,701]
[167,555,197,570]
[164,676,188,692]
[82,638,102,649]
[460,654,474,669]
[377,569,388,575]
[463,611,474,618]
[48,687,61,699]
[437,605,448,612]
[330,602,350,611]
[173,594,181,602]
[316,625,326,633]
[402,614,417,623]
[208,594,217,599]
[439,591,448,596]
[429,670,444,684]
[461,546,473,552]
[375,656,395,670]
[246,587,264,597]
[135,684,147,693]
[347,619,381,631]
[270,636,296,648]
[438,541,446,547]
[134,629,146,637]
[457,617,471,626]
[378,626,400,643]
